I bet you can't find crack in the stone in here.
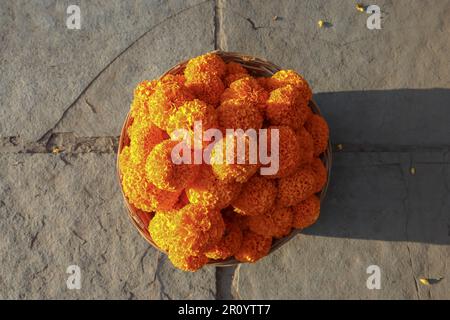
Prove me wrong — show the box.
[85,99,97,114]
[71,230,88,245]
[0,134,119,154]
[232,264,243,300]
[245,17,269,30]
[154,252,173,300]
[36,0,212,144]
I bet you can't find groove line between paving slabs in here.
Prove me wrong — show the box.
[214,0,225,50]
[2,136,450,156]
[0,134,119,154]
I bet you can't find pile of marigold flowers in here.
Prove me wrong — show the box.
[119,53,329,271]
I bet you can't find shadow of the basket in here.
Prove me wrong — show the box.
[303,89,450,245]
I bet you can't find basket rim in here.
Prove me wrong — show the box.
[116,51,332,267]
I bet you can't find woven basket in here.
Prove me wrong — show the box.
[117,51,332,267]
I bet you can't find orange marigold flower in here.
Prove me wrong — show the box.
[265,126,301,179]
[305,114,329,156]
[234,230,272,263]
[186,166,242,209]
[310,158,327,193]
[147,77,194,130]
[277,166,316,207]
[295,127,315,166]
[256,77,272,91]
[166,99,219,149]
[247,206,293,238]
[145,140,200,192]
[174,204,225,256]
[232,176,278,216]
[185,73,225,106]
[128,120,167,165]
[268,70,312,103]
[224,73,249,87]
[266,85,311,130]
[226,62,248,75]
[292,195,320,229]
[119,146,180,212]
[184,53,226,80]
[224,62,249,86]
[217,99,263,131]
[169,249,209,272]
[205,217,243,260]
[210,133,260,183]
[220,77,269,112]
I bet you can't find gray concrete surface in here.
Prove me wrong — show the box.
[1,0,449,299]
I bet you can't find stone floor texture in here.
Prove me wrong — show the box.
[1,0,449,299]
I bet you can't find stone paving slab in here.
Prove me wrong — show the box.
[219,0,450,92]
[1,0,450,300]
[0,153,216,299]
[0,0,212,141]
[233,152,450,299]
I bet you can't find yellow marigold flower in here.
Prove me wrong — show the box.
[128,120,168,165]
[234,230,272,263]
[186,166,242,209]
[119,146,180,212]
[145,140,200,192]
[247,206,293,238]
[148,210,180,252]
[232,176,278,216]
[133,79,158,101]
[130,80,158,121]
[161,73,186,86]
